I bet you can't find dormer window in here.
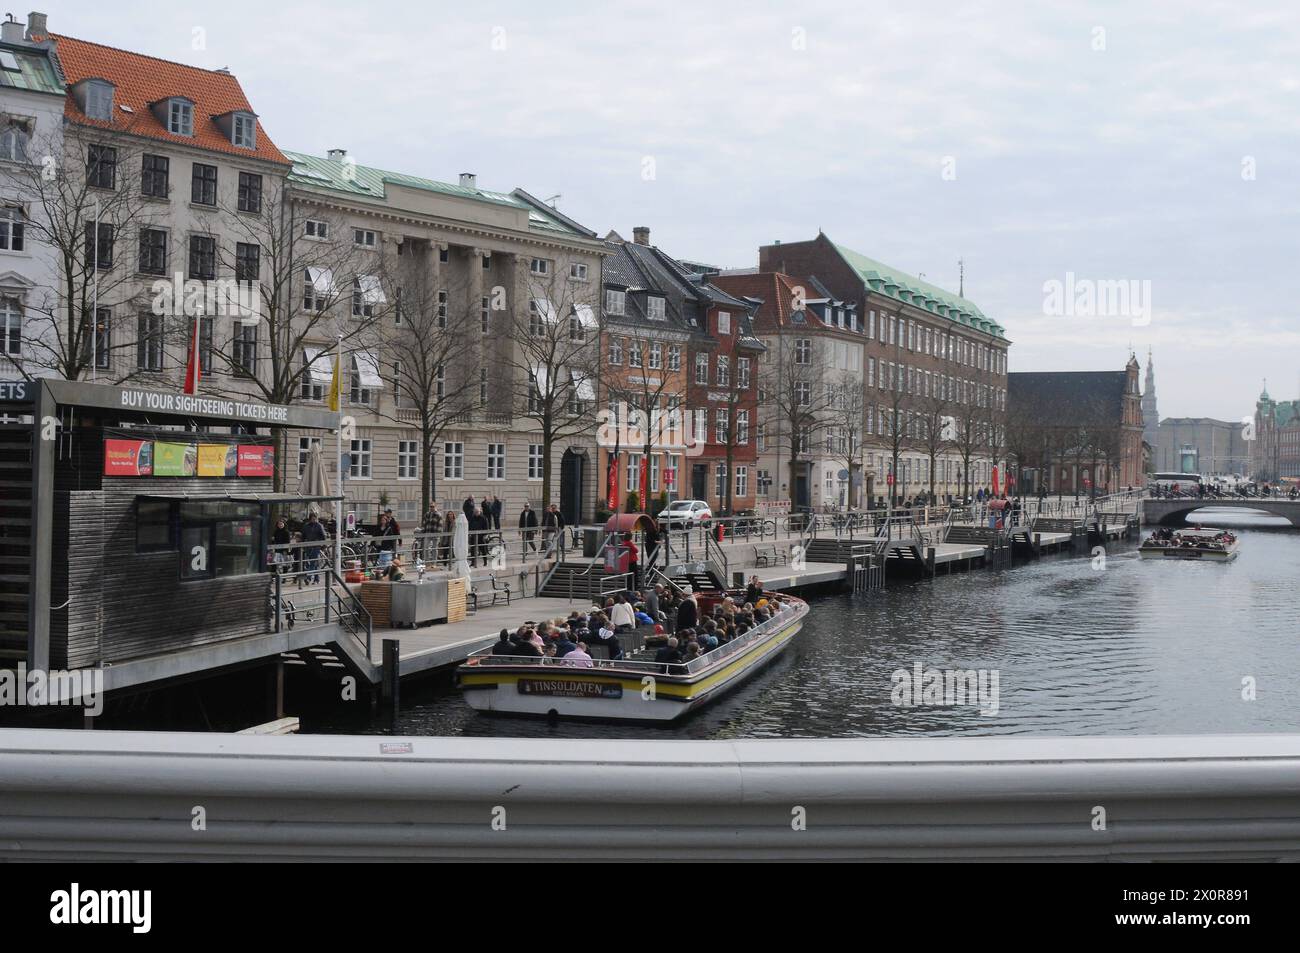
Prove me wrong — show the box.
[84,80,115,121]
[646,296,666,321]
[167,99,194,136]
[232,113,256,149]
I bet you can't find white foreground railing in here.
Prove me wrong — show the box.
[1,730,1299,861]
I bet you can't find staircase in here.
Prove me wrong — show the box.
[0,418,32,660]
[538,562,625,601]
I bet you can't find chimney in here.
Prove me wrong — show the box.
[459,172,476,189]
[2,15,24,43]
[633,226,650,246]
[26,11,47,40]
[326,148,348,161]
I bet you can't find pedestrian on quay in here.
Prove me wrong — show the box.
[519,501,539,552]
[463,494,476,521]
[489,494,502,530]
[542,503,565,553]
[468,505,490,565]
[300,511,327,586]
[421,503,443,565]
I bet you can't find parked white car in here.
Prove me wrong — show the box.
[658,499,713,529]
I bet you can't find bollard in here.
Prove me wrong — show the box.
[382,638,400,716]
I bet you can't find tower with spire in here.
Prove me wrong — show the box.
[1141,348,1159,458]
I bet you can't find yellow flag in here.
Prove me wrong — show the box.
[327,350,341,412]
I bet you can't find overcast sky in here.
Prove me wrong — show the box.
[48,0,1300,420]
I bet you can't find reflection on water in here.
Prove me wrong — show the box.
[307,509,1300,739]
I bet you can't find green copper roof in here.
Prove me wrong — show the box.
[0,41,64,95]
[833,242,1005,339]
[285,151,578,235]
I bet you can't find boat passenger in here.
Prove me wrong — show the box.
[683,642,702,662]
[745,576,763,606]
[490,629,514,658]
[654,637,682,664]
[563,642,594,667]
[553,628,578,659]
[674,588,698,634]
[610,595,636,631]
[699,629,718,652]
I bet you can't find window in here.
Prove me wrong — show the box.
[168,99,194,136]
[0,121,28,162]
[136,313,164,371]
[605,288,626,315]
[443,441,464,480]
[528,444,544,480]
[646,296,666,321]
[135,499,173,552]
[757,469,772,497]
[717,311,731,335]
[477,367,489,404]
[138,154,169,198]
[487,443,506,480]
[436,364,445,402]
[568,312,585,342]
[235,242,260,283]
[530,257,549,275]
[233,323,257,376]
[625,453,641,493]
[570,262,588,280]
[715,463,728,500]
[737,357,750,388]
[716,355,729,387]
[795,381,810,406]
[303,268,333,311]
[695,352,708,384]
[354,228,377,248]
[304,220,329,240]
[629,340,643,368]
[735,466,748,498]
[693,408,707,444]
[297,437,321,476]
[188,235,215,280]
[87,145,116,189]
[757,423,767,452]
[0,297,21,357]
[349,353,377,405]
[737,410,749,445]
[86,307,110,369]
[349,439,372,479]
[648,342,662,369]
[232,113,257,149]
[0,205,24,252]
[138,227,167,275]
[529,299,545,336]
[480,295,490,334]
[649,454,660,493]
[795,338,811,364]
[715,409,729,444]
[608,337,623,365]
[398,440,418,480]
[84,80,114,121]
[439,247,449,263]
[437,289,448,328]
[198,317,213,373]
[84,222,114,269]
[667,345,681,371]
[300,350,325,401]
[179,501,261,581]
[237,172,262,213]
[191,163,217,205]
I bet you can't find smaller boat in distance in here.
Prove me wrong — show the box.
[1139,526,1239,562]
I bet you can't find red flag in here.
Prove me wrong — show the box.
[183,316,202,395]
[992,465,1000,496]
[606,451,619,510]
[639,457,648,510]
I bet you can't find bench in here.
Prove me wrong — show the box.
[473,574,511,609]
[753,544,788,568]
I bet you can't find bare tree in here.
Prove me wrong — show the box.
[208,179,386,489]
[374,246,479,516]
[501,268,601,508]
[759,332,837,508]
[823,367,865,508]
[877,360,915,506]
[914,387,953,502]
[2,126,161,381]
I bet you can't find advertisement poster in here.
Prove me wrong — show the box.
[196,444,235,477]
[103,439,153,476]
[236,445,275,477]
[154,442,197,477]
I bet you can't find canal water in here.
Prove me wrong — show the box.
[307,509,1300,739]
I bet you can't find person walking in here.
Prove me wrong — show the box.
[643,519,660,572]
[421,504,443,565]
[489,494,502,531]
[542,503,565,554]
[462,495,476,521]
[376,509,401,568]
[519,501,539,552]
